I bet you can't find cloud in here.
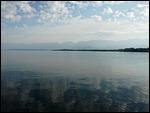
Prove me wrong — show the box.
[24,13,35,19]
[141,7,149,17]
[38,1,71,24]
[134,4,149,17]
[17,1,35,13]
[1,1,35,22]
[126,11,135,18]
[1,1,149,44]
[113,10,125,17]
[1,1,21,22]
[138,5,149,17]
[104,1,127,5]
[123,3,149,21]
[68,1,89,8]
[91,1,103,6]
[103,7,113,14]
[2,16,148,43]
[91,15,102,21]
[1,1,67,24]
[2,1,148,26]
[23,24,27,28]
[136,4,148,8]
[37,18,42,23]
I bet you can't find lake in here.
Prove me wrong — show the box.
[1,50,149,112]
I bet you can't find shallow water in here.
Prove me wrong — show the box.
[1,50,149,112]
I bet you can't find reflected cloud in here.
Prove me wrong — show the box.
[1,71,149,112]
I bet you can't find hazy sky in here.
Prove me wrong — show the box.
[1,1,149,43]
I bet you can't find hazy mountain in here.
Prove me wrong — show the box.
[2,38,149,49]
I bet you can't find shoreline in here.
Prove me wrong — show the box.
[2,48,149,52]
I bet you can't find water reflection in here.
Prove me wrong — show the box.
[1,70,149,112]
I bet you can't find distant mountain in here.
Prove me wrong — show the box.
[2,38,149,49]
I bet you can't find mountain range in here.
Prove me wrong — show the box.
[2,38,149,50]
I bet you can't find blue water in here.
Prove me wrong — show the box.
[1,50,149,112]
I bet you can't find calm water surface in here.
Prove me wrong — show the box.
[1,50,149,112]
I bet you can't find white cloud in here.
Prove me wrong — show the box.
[2,1,148,25]
[17,1,34,13]
[1,1,149,44]
[91,1,103,6]
[68,1,88,8]
[92,1,102,4]
[107,18,112,22]
[68,1,103,8]
[141,7,149,17]
[38,1,71,24]
[91,15,102,21]
[37,19,42,23]
[47,1,67,13]
[23,24,27,28]
[127,11,135,18]
[25,13,35,19]
[1,1,21,22]
[15,26,18,29]
[104,1,127,5]
[134,4,149,17]
[1,1,35,22]
[136,4,148,8]
[123,5,149,22]
[2,17,148,43]
[113,10,125,17]
[138,6,149,17]
[103,7,113,14]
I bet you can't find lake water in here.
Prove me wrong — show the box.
[1,50,149,112]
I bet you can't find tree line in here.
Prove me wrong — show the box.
[52,48,149,52]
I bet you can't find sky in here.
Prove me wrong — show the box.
[1,1,149,44]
